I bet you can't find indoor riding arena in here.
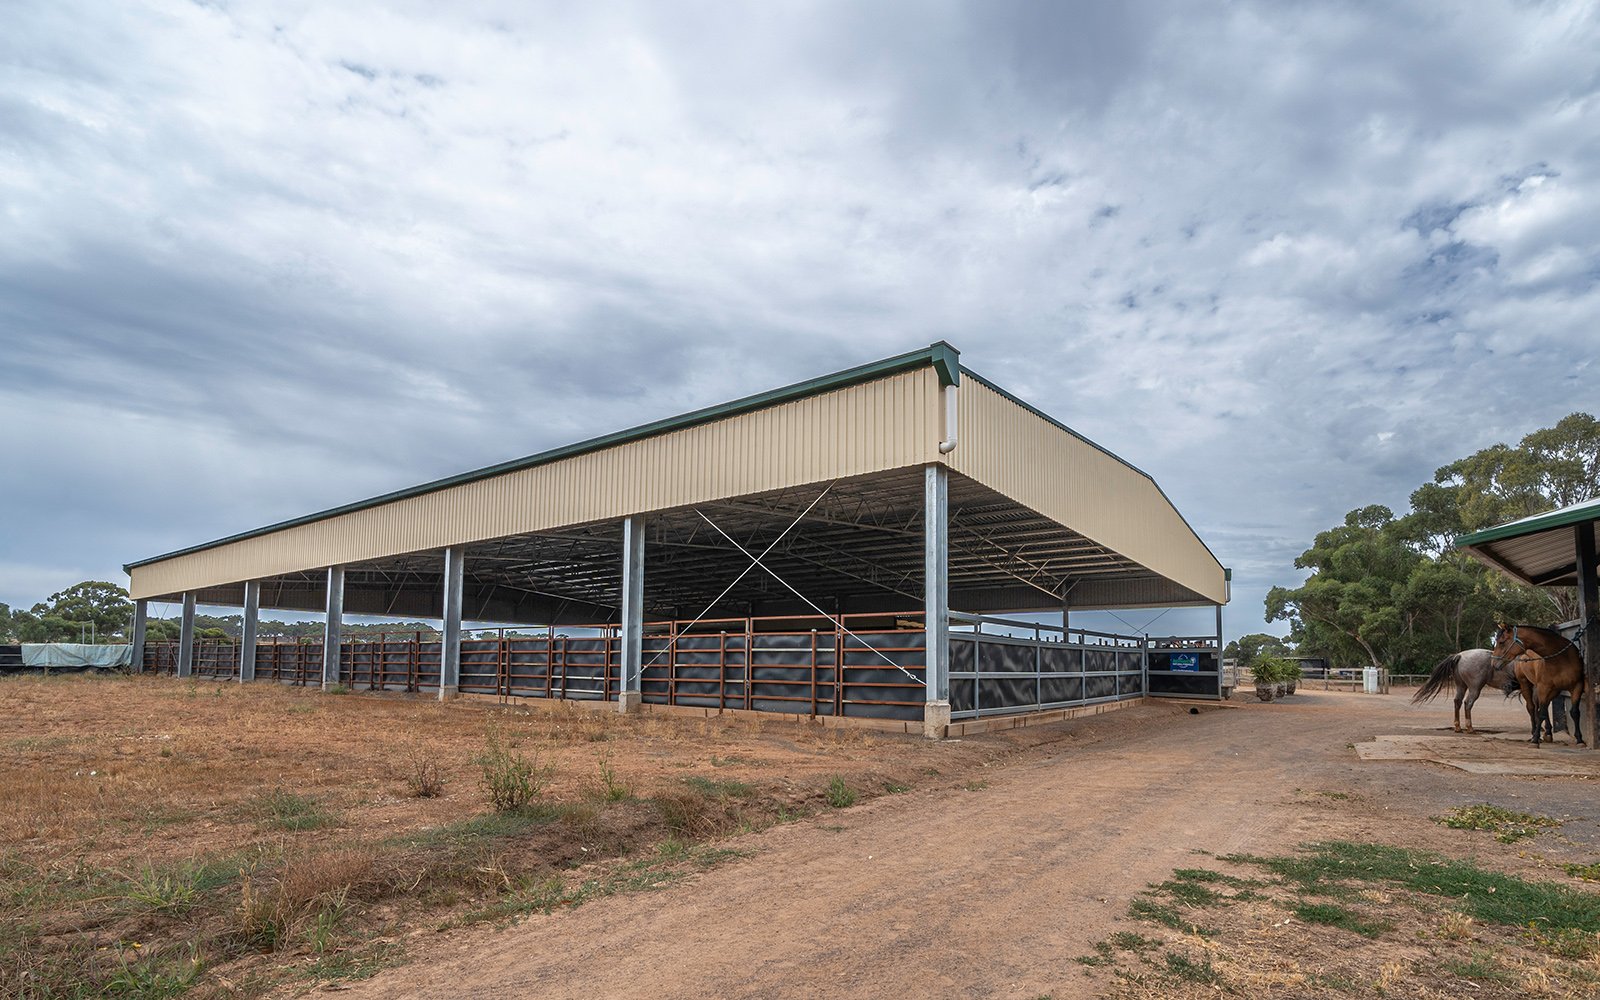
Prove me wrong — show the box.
[127,343,1229,738]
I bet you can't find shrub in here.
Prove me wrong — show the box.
[826,776,856,809]
[478,727,550,813]
[404,751,444,799]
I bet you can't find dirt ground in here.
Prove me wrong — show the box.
[4,674,1600,999]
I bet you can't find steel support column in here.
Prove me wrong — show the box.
[1576,522,1598,750]
[440,546,465,698]
[240,580,260,684]
[177,593,195,678]
[1215,603,1224,700]
[322,566,344,690]
[923,464,951,737]
[618,516,645,713]
[131,599,148,674]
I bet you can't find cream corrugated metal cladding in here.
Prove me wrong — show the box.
[130,369,943,599]
[129,358,1226,607]
[948,378,1226,605]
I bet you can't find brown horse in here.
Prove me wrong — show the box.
[1492,623,1586,747]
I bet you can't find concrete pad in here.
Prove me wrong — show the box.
[1355,733,1600,776]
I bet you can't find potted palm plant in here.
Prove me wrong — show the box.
[1252,657,1281,702]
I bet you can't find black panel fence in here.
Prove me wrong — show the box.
[949,613,1149,719]
[141,614,929,721]
[141,612,1221,723]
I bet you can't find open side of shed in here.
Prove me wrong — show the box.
[126,343,1230,735]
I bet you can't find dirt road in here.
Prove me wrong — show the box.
[343,690,1600,999]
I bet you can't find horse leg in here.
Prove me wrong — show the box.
[1461,683,1479,734]
[1572,690,1586,747]
[1453,684,1464,732]
[1528,693,1543,746]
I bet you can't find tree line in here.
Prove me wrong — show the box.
[1259,412,1597,674]
[0,582,444,644]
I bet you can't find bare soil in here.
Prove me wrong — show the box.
[4,674,1599,998]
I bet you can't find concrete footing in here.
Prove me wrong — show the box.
[437,685,460,701]
[617,690,643,714]
[923,699,952,740]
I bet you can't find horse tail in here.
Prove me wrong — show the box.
[1412,653,1460,703]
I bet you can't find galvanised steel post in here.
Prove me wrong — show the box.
[1215,604,1224,700]
[130,599,147,674]
[321,566,344,691]
[440,546,465,698]
[239,580,260,684]
[177,593,195,678]
[618,516,645,713]
[923,463,950,737]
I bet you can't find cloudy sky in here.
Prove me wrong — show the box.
[2,0,1596,638]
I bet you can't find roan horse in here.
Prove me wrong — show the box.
[1411,648,1516,733]
[1492,623,1587,748]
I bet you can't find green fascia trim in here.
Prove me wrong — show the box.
[1454,498,1600,549]
[958,367,1227,577]
[125,342,961,572]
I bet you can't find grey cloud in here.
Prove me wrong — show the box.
[2,0,1598,642]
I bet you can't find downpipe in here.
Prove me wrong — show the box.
[937,383,958,454]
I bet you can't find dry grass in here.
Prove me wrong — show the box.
[0,672,1030,996]
[1090,843,1600,1000]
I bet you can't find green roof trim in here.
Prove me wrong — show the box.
[126,342,960,572]
[1454,497,1600,550]
[929,340,960,387]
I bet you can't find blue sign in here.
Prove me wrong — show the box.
[1171,652,1200,672]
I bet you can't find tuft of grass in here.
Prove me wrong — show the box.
[1152,878,1224,907]
[682,776,754,799]
[1107,931,1158,952]
[595,752,631,802]
[884,780,911,794]
[1128,897,1213,936]
[1231,841,1600,932]
[1436,803,1563,843]
[1524,926,1600,960]
[304,941,403,984]
[101,946,205,998]
[478,726,551,813]
[325,683,351,695]
[826,776,856,808]
[1292,901,1391,938]
[1164,952,1222,985]
[1564,861,1600,882]
[122,864,200,915]
[655,792,718,837]
[962,779,989,791]
[1074,941,1115,967]
[251,788,337,831]
[1439,950,1514,982]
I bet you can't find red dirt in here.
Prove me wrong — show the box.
[340,689,1600,999]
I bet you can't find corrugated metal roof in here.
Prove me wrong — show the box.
[1455,497,1600,586]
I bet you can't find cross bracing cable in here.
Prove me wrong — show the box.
[694,509,924,685]
[639,482,837,672]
